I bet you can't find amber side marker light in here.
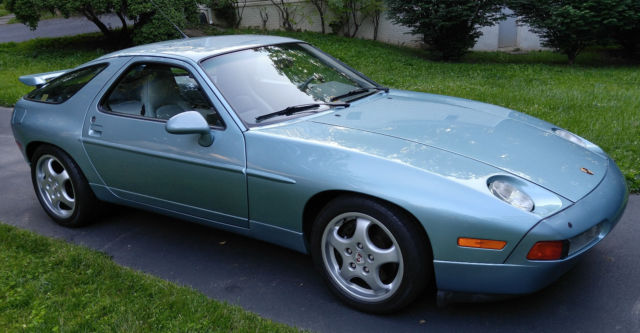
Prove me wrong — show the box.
[527,241,568,260]
[457,237,507,250]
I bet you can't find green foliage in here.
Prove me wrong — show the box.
[0,34,107,107]
[269,0,300,31]
[0,1,10,16]
[0,223,300,332]
[5,0,199,45]
[128,0,199,45]
[328,0,383,37]
[207,0,247,28]
[385,0,505,61]
[209,0,236,28]
[507,0,640,63]
[605,0,640,58]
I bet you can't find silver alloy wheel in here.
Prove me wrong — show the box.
[35,154,76,219]
[321,212,404,303]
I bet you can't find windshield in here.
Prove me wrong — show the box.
[201,42,377,126]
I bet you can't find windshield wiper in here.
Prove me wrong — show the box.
[255,102,350,123]
[330,86,389,102]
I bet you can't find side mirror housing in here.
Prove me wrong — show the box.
[165,111,213,147]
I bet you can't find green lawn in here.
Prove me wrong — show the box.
[0,31,638,192]
[0,223,299,332]
[6,11,61,25]
[0,2,9,17]
[0,35,106,107]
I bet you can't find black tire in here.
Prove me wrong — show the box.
[310,195,432,313]
[30,145,98,227]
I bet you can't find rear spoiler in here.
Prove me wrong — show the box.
[19,69,70,88]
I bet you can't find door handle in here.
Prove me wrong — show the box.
[88,124,103,137]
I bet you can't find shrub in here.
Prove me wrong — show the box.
[328,0,384,38]
[207,0,247,29]
[269,0,297,31]
[507,0,628,64]
[607,0,640,59]
[385,0,505,60]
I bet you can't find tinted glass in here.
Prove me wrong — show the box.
[201,43,376,126]
[101,63,223,127]
[26,64,107,104]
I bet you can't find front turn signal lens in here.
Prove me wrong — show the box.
[458,237,507,250]
[527,241,568,260]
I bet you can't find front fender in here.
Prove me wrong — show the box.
[244,120,559,264]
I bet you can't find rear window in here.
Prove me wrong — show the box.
[26,64,108,104]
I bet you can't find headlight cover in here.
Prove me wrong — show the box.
[552,128,587,148]
[489,180,535,212]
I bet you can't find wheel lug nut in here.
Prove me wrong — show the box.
[368,254,374,261]
[349,262,356,269]
[346,248,352,254]
[363,266,369,273]
[357,242,363,249]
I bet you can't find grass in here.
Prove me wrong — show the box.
[0,31,638,191]
[0,34,107,106]
[0,223,299,332]
[6,11,61,25]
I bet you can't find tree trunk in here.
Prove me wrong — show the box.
[311,1,325,34]
[372,11,380,41]
[566,46,582,65]
[81,6,113,40]
[319,13,325,34]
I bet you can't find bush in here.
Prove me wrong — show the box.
[385,0,505,60]
[328,0,384,38]
[507,0,630,64]
[607,0,640,59]
[6,0,199,46]
[207,0,247,29]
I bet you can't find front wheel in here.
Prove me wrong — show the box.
[311,195,432,313]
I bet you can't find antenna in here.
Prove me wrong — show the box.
[148,0,189,39]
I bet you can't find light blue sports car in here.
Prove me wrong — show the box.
[11,35,628,313]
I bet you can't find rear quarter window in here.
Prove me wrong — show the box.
[26,64,108,104]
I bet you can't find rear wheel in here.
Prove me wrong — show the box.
[311,195,432,313]
[31,145,98,227]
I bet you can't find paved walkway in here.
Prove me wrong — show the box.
[0,15,125,43]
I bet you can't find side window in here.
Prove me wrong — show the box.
[26,64,108,104]
[101,63,223,127]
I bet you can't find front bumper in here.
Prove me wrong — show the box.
[434,158,628,294]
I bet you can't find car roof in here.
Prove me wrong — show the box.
[97,35,302,62]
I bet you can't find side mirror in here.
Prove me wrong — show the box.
[165,111,213,147]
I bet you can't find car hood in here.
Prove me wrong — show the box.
[311,90,608,202]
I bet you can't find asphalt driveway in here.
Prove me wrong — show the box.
[0,15,127,43]
[1,106,638,332]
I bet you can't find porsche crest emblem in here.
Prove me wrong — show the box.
[580,167,594,175]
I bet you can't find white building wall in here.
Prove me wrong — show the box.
[474,25,500,51]
[516,25,546,50]
[210,1,545,51]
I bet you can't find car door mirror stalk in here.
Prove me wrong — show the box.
[165,111,214,147]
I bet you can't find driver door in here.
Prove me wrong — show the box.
[82,57,248,227]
